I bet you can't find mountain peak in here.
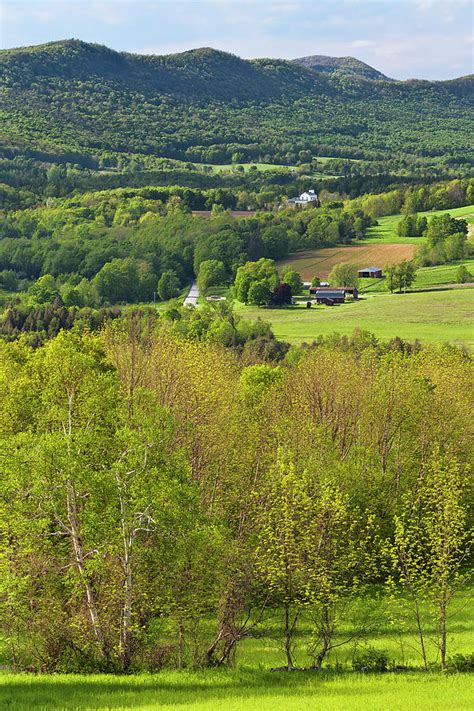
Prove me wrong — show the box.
[293,54,389,80]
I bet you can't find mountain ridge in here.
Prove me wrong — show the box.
[1,38,472,170]
[2,39,472,84]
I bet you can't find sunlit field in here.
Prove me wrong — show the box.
[236,288,474,347]
[0,671,472,710]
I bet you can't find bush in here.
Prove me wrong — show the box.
[352,647,390,673]
[456,265,472,284]
[446,653,474,672]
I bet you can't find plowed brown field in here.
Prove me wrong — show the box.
[279,243,417,280]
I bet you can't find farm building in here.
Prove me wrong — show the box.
[287,189,319,208]
[312,288,356,305]
[358,267,383,279]
[310,285,358,300]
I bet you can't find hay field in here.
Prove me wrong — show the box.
[278,243,416,280]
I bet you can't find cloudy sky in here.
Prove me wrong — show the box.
[1,0,473,79]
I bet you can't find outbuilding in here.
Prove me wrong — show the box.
[358,267,383,279]
[312,288,347,305]
[309,286,358,300]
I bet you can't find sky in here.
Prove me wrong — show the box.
[1,0,473,79]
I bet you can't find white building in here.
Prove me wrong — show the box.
[287,189,319,207]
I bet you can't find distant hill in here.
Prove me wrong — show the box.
[0,39,473,172]
[292,54,389,81]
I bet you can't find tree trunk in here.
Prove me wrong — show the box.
[284,603,293,671]
[312,607,332,670]
[66,481,106,654]
[117,475,133,671]
[439,590,447,671]
[414,599,428,671]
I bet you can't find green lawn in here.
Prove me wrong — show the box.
[365,204,474,244]
[236,288,474,347]
[0,671,472,710]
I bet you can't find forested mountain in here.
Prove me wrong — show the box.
[292,54,389,80]
[1,39,473,182]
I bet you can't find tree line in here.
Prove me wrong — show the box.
[0,322,472,672]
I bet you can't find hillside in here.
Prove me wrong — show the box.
[1,39,473,174]
[293,54,389,80]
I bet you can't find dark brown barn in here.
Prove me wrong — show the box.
[309,286,358,300]
[358,267,383,279]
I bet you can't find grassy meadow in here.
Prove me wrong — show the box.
[0,671,472,710]
[236,288,474,347]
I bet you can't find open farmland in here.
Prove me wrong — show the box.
[236,288,474,347]
[278,243,416,280]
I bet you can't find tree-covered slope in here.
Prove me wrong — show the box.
[1,39,473,170]
[292,54,389,80]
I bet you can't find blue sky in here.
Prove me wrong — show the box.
[1,0,473,79]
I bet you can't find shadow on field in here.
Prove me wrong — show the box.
[0,670,397,709]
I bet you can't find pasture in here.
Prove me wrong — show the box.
[236,288,474,347]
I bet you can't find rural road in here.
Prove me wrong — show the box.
[183,281,199,306]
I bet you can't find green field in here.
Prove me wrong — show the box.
[0,671,472,710]
[365,204,474,244]
[236,288,474,347]
[358,259,474,293]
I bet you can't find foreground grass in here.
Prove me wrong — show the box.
[236,288,474,347]
[0,670,472,710]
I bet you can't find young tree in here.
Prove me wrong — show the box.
[282,269,303,295]
[328,263,358,288]
[253,453,308,670]
[388,449,472,670]
[456,265,472,283]
[197,259,227,295]
[384,261,417,293]
[157,269,181,301]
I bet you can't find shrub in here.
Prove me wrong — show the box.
[447,653,474,672]
[456,265,472,284]
[352,647,390,673]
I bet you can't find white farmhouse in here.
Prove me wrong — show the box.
[287,188,319,208]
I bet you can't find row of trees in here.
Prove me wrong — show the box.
[1,324,472,672]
